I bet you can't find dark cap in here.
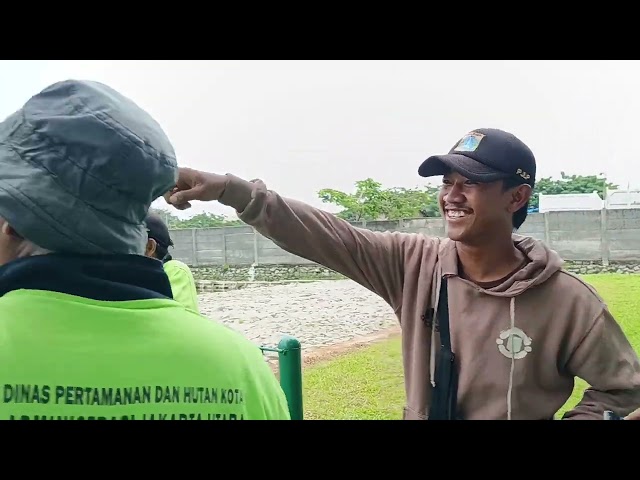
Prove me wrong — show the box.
[144,212,174,249]
[418,128,536,188]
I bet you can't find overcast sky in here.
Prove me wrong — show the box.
[1,60,637,218]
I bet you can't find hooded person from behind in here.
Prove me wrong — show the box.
[144,211,200,313]
[0,79,290,420]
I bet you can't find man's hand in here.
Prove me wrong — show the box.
[164,167,228,210]
[625,407,640,419]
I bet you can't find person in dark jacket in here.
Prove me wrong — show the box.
[144,212,200,312]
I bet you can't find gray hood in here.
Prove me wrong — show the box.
[0,79,178,255]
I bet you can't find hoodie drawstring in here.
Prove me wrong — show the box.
[506,296,516,420]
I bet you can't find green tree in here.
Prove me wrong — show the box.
[150,208,242,229]
[318,178,441,221]
[530,172,618,210]
[175,212,243,228]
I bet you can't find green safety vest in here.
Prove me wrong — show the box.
[0,289,291,420]
[163,259,200,313]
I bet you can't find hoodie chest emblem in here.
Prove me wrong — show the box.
[496,327,533,360]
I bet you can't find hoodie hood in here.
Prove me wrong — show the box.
[439,234,565,297]
[0,79,178,256]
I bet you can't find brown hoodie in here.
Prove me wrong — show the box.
[220,174,640,420]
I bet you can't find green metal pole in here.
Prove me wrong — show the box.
[277,335,303,420]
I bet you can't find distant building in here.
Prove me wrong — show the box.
[605,189,640,209]
[538,192,603,213]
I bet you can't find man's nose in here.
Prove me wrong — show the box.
[444,183,465,203]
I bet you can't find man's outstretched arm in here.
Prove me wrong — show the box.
[165,168,439,312]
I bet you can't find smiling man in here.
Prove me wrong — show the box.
[163,127,640,420]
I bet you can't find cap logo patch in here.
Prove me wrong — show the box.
[453,132,485,152]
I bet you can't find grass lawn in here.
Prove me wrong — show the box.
[301,273,640,420]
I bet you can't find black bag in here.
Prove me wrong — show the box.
[428,276,460,420]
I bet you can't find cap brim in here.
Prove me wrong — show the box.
[418,154,511,183]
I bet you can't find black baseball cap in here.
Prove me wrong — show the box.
[418,128,536,188]
[144,212,174,249]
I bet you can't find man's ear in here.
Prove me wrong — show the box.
[145,238,157,257]
[1,222,22,239]
[508,184,533,213]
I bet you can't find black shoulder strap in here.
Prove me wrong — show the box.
[437,276,451,351]
[428,275,459,420]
